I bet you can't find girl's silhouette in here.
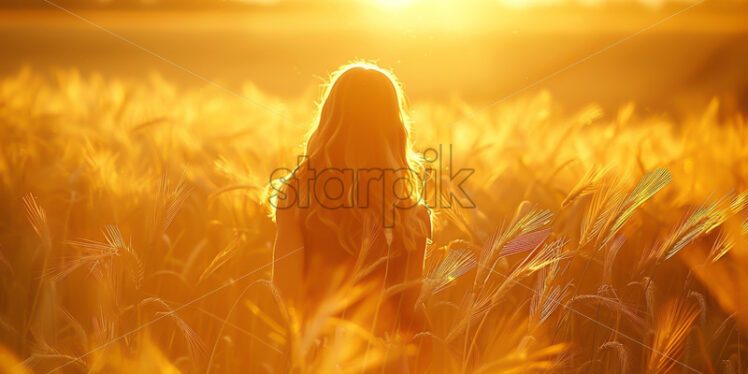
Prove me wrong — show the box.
[270,62,431,366]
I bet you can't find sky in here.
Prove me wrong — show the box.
[2,0,745,114]
[3,0,744,10]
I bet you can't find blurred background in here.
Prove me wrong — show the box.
[1,0,746,118]
[2,1,748,373]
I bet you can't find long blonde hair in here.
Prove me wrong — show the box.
[271,62,428,254]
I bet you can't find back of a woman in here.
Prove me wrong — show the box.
[269,62,431,370]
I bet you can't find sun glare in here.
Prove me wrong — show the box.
[371,0,416,8]
[2,1,747,373]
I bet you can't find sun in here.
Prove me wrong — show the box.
[369,0,417,8]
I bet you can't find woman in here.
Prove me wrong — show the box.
[269,63,431,347]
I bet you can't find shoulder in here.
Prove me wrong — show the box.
[413,204,432,238]
[273,177,302,225]
[275,198,303,236]
[414,203,430,221]
[272,172,302,209]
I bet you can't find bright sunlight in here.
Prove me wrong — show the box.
[1,0,746,373]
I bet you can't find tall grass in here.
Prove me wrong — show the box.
[0,68,746,373]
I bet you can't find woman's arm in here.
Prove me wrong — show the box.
[272,206,305,305]
[409,205,432,280]
[399,206,432,332]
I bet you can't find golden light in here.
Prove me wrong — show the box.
[2,1,747,374]
[369,0,417,8]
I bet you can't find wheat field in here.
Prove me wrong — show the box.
[0,66,747,373]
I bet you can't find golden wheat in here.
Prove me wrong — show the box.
[0,69,747,373]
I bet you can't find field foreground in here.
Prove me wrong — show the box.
[1,69,747,373]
